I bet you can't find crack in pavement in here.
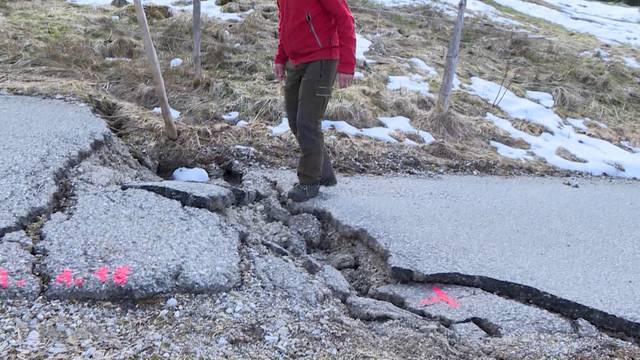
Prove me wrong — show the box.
[288,203,639,341]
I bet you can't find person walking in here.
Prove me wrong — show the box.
[273,0,357,202]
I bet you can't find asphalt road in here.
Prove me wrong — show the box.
[268,171,640,329]
[0,95,108,235]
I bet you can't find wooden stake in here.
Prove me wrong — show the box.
[434,0,466,115]
[193,0,202,82]
[133,0,178,140]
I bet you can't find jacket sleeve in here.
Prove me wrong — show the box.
[319,0,356,74]
[274,0,288,65]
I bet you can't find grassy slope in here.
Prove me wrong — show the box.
[0,0,638,177]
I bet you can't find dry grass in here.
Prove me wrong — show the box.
[0,0,638,178]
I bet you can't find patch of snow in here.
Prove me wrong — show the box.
[387,75,431,96]
[236,120,249,128]
[223,111,240,122]
[465,77,563,133]
[172,167,209,182]
[68,0,111,5]
[487,113,640,178]
[373,0,520,27]
[360,127,399,142]
[490,140,533,161]
[68,0,252,21]
[409,58,438,77]
[465,76,640,178]
[170,58,183,68]
[452,73,462,90]
[488,0,640,47]
[152,106,181,120]
[623,57,640,69]
[621,141,640,153]
[589,119,608,129]
[105,57,131,62]
[526,90,554,108]
[271,117,434,145]
[271,118,291,135]
[566,118,588,131]
[111,16,120,22]
[356,34,373,64]
[321,120,362,136]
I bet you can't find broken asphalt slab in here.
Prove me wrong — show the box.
[0,95,110,237]
[264,171,640,337]
[0,231,41,300]
[122,181,235,211]
[371,283,574,337]
[41,188,240,300]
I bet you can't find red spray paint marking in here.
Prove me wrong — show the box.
[420,287,460,309]
[0,268,8,289]
[112,266,130,286]
[74,277,85,287]
[54,269,74,288]
[15,279,26,288]
[94,267,110,283]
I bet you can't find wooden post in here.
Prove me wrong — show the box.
[434,0,466,115]
[193,0,202,81]
[133,0,178,140]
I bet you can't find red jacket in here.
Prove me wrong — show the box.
[275,0,356,74]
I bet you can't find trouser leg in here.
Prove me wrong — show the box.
[288,60,337,185]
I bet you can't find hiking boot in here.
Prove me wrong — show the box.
[319,173,337,187]
[288,183,320,202]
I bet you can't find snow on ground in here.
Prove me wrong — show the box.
[152,106,181,120]
[172,167,210,182]
[236,120,249,127]
[376,0,640,46]
[465,77,564,132]
[623,56,640,69]
[387,75,431,96]
[465,77,640,178]
[566,118,588,131]
[409,58,438,77]
[222,111,240,122]
[542,0,640,23]
[525,90,554,108]
[380,116,435,143]
[105,57,132,62]
[373,0,521,26]
[170,58,183,68]
[67,0,251,21]
[622,141,640,154]
[270,117,434,145]
[356,34,373,64]
[489,0,640,47]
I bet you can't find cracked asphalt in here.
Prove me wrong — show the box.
[0,95,109,236]
[1,95,640,358]
[267,171,640,337]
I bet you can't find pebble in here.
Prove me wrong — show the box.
[48,343,67,355]
[25,330,40,346]
[264,335,279,344]
[166,298,178,309]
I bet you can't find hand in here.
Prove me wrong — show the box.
[337,73,354,89]
[273,63,286,81]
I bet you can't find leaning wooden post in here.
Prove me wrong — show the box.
[434,0,466,114]
[193,0,202,82]
[133,0,178,140]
